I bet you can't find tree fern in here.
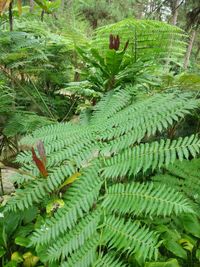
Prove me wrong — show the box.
[3,89,200,266]
[92,18,187,64]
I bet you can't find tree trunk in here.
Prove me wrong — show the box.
[195,44,200,60]
[171,0,179,25]
[183,30,196,69]
[8,0,13,31]
[0,169,4,196]
[135,2,144,19]
[30,0,34,13]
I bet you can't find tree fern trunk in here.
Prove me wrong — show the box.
[183,30,196,69]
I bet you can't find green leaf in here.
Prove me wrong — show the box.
[15,236,30,247]
[33,0,50,12]
[15,224,34,238]
[105,50,124,75]
[2,213,22,237]
[22,207,38,224]
[180,214,200,238]
[163,239,187,259]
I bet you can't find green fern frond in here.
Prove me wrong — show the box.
[102,183,194,217]
[103,215,159,261]
[4,179,47,212]
[93,18,187,63]
[19,123,82,147]
[94,252,126,267]
[166,158,200,180]
[18,127,94,165]
[4,162,76,211]
[46,209,101,262]
[9,172,33,185]
[31,166,102,245]
[60,233,99,267]
[91,89,132,124]
[102,135,200,179]
[153,158,200,204]
[0,85,15,114]
[99,93,199,142]
[4,89,200,266]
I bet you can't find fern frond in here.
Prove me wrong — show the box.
[102,183,194,217]
[18,127,94,166]
[47,209,101,262]
[4,163,76,211]
[60,233,99,267]
[4,179,47,212]
[0,85,15,114]
[31,166,102,245]
[94,252,127,267]
[153,158,200,204]
[46,133,95,167]
[102,135,200,179]
[99,93,199,142]
[3,112,53,137]
[166,158,200,180]
[19,123,87,148]
[91,89,132,124]
[4,89,200,266]
[98,93,199,158]
[103,215,159,261]
[93,18,187,64]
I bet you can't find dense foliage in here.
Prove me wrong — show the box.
[0,1,200,267]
